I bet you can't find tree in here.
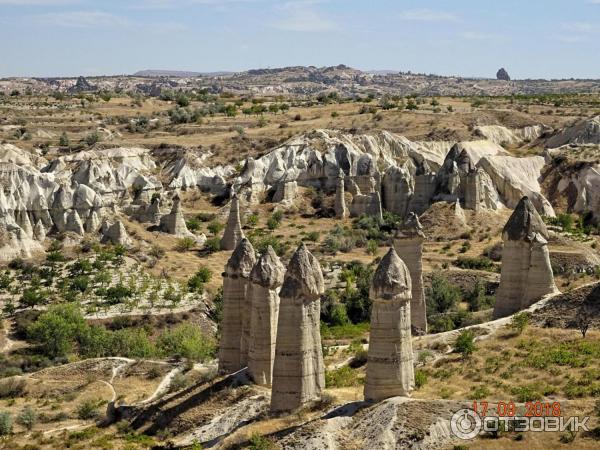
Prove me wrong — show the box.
[176,94,190,107]
[19,288,47,309]
[26,304,87,358]
[59,132,70,147]
[455,330,476,359]
[510,312,530,335]
[577,305,592,338]
[426,274,461,314]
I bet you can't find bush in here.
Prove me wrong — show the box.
[246,214,259,227]
[207,221,224,236]
[204,237,221,253]
[465,280,494,312]
[0,378,26,399]
[104,284,133,305]
[455,330,476,359]
[426,275,461,314]
[248,433,278,450]
[510,312,530,335]
[454,256,496,272]
[17,406,36,430]
[325,366,360,388]
[27,304,88,358]
[415,369,428,389]
[156,323,215,361]
[188,267,212,293]
[186,217,201,231]
[77,400,100,420]
[175,237,196,252]
[0,412,12,436]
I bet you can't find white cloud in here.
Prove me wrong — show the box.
[555,35,588,43]
[562,22,597,32]
[32,11,130,28]
[274,10,337,31]
[399,8,458,22]
[273,1,338,32]
[460,31,500,41]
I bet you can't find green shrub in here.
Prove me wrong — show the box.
[470,385,490,400]
[204,237,221,253]
[248,433,278,450]
[246,214,259,227]
[207,221,224,236]
[16,406,36,430]
[0,412,12,436]
[188,267,212,293]
[415,369,428,389]
[455,330,476,359]
[186,217,201,231]
[426,274,461,314]
[0,378,26,399]
[454,256,496,272]
[510,312,531,335]
[27,304,88,358]
[156,323,215,361]
[325,366,361,388]
[175,237,196,252]
[77,400,100,420]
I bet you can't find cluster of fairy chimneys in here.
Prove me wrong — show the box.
[218,237,417,410]
[216,194,557,412]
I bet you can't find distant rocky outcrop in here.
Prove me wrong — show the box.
[496,68,511,81]
[68,76,96,93]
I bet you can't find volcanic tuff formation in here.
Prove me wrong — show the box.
[218,238,257,373]
[364,248,415,402]
[393,213,427,333]
[247,246,286,385]
[492,197,559,319]
[334,171,348,219]
[271,244,325,412]
[221,194,245,251]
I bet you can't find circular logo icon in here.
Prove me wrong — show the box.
[451,408,482,440]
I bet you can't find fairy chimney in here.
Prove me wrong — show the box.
[218,238,256,373]
[271,244,325,412]
[393,212,427,333]
[247,246,286,385]
[364,248,415,402]
[221,194,245,250]
[492,197,559,319]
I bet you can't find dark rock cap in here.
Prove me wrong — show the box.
[225,238,256,276]
[250,246,286,288]
[371,247,411,300]
[280,243,324,301]
[395,212,425,239]
[503,196,548,241]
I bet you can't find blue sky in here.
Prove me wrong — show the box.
[1,0,599,79]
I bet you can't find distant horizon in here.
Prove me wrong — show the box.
[1,0,599,79]
[2,64,598,82]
